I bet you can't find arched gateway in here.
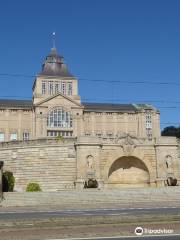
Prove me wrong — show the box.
[108,156,150,188]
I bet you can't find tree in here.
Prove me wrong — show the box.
[161,126,180,139]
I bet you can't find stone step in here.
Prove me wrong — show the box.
[2,187,180,207]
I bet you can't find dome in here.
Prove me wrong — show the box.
[39,47,73,77]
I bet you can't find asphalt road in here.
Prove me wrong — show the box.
[46,235,180,240]
[0,206,180,219]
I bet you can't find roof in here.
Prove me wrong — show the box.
[82,102,137,112]
[0,99,157,112]
[39,47,73,77]
[0,99,33,109]
[134,103,158,111]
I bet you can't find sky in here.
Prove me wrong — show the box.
[0,0,180,129]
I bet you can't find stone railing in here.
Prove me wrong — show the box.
[155,136,178,145]
[0,137,76,149]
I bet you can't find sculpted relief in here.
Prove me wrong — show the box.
[86,155,95,178]
[87,155,93,171]
[165,155,173,175]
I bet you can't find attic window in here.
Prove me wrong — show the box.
[48,81,54,95]
[67,82,72,95]
[42,81,46,94]
[55,82,60,94]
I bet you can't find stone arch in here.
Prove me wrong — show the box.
[107,156,150,187]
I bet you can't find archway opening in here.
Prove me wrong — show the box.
[108,156,150,188]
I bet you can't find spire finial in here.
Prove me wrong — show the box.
[52,32,56,48]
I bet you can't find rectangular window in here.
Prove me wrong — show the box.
[146,129,152,140]
[48,81,54,95]
[0,132,5,142]
[145,112,152,129]
[96,133,102,137]
[23,132,30,141]
[54,82,60,94]
[145,112,152,139]
[67,82,72,95]
[47,130,73,137]
[70,116,73,127]
[107,133,113,137]
[85,133,91,136]
[62,82,66,95]
[42,81,46,94]
[10,133,17,141]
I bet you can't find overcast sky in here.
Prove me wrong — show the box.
[0,0,180,129]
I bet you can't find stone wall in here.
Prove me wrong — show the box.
[75,135,180,189]
[0,161,3,200]
[0,138,77,192]
[0,136,179,192]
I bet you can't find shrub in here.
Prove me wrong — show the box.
[2,171,15,192]
[56,135,64,142]
[26,182,42,192]
[84,179,98,188]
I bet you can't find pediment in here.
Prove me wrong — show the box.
[34,92,83,109]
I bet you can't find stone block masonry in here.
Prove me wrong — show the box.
[0,135,180,191]
[0,138,77,192]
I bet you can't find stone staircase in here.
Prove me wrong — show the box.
[1,187,180,208]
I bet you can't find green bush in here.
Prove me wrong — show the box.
[2,171,15,192]
[26,182,42,192]
[56,135,64,142]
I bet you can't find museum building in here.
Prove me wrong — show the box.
[0,46,179,191]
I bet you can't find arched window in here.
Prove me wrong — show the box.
[47,108,72,128]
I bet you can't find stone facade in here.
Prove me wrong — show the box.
[0,46,179,191]
[0,161,3,198]
[0,135,179,191]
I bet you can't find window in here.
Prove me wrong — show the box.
[47,108,72,128]
[10,109,17,113]
[96,133,102,137]
[62,82,66,95]
[42,81,46,94]
[67,82,72,95]
[146,129,152,140]
[48,81,54,95]
[55,82,60,94]
[10,133,17,141]
[0,132,4,142]
[23,110,30,113]
[85,133,91,136]
[107,133,113,137]
[47,130,72,137]
[23,132,30,141]
[145,111,152,139]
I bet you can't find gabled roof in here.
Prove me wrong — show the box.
[34,92,83,108]
[0,99,33,109]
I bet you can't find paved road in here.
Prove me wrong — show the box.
[0,206,180,219]
[46,234,180,240]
